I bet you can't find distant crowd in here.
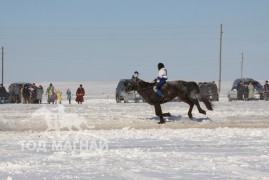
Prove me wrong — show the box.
[0,83,85,104]
[237,80,269,101]
[44,83,85,104]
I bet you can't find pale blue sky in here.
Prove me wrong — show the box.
[1,0,269,83]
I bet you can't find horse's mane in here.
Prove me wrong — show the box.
[137,79,154,87]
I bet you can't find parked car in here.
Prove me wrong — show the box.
[198,82,219,101]
[116,79,144,103]
[227,78,264,101]
[8,82,38,103]
[0,85,10,103]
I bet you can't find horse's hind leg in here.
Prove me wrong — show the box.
[154,104,165,124]
[189,86,207,115]
[193,99,206,115]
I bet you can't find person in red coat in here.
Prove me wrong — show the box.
[76,84,85,104]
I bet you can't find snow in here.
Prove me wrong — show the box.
[1,81,269,179]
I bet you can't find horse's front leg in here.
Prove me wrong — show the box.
[159,116,165,124]
[188,103,194,119]
[154,104,165,124]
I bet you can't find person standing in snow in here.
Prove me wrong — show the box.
[237,81,244,100]
[76,84,85,104]
[56,90,62,104]
[66,89,72,104]
[20,85,25,104]
[248,81,254,100]
[23,85,30,104]
[243,84,249,101]
[153,63,168,97]
[264,80,269,101]
[36,85,44,104]
[29,84,36,103]
[46,83,55,104]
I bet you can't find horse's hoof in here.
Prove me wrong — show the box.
[158,122,165,124]
[188,113,193,119]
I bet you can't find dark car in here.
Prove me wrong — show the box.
[227,78,264,101]
[116,79,144,103]
[198,82,219,101]
[0,85,9,103]
[8,82,38,103]
[2,91,10,103]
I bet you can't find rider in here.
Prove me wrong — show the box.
[153,63,168,97]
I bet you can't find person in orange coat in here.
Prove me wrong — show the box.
[76,84,85,104]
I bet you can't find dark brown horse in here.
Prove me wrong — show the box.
[124,77,213,124]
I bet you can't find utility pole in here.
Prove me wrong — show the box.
[241,52,244,79]
[1,46,3,85]
[218,24,223,94]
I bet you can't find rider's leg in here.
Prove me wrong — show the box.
[156,79,166,97]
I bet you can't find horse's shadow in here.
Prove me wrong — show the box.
[146,115,212,123]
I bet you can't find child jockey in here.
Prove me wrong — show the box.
[153,63,168,97]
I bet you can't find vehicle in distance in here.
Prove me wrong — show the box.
[227,78,264,101]
[198,82,219,101]
[8,82,37,103]
[116,79,144,103]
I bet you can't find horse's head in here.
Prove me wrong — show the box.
[123,76,139,92]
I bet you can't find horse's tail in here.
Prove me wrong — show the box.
[199,95,213,111]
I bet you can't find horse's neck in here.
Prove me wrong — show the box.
[136,80,154,101]
[136,80,154,91]
[138,80,152,87]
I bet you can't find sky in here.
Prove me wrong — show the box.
[1,0,269,84]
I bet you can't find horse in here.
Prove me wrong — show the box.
[123,77,213,124]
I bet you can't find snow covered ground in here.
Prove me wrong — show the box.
[1,81,269,179]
